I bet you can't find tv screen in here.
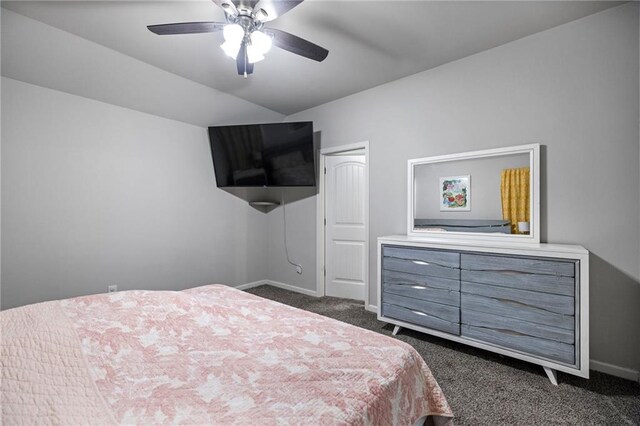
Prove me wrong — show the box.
[208,121,315,187]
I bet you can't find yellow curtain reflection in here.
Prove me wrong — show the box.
[501,167,530,234]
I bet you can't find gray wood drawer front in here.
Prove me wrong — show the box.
[383,246,460,268]
[461,293,574,330]
[460,269,574,297]
[383,284,460,307]
[461,253,575,277]
[462,309,574,345]
[382,303,460,335]
[383,257,460,280]
[382,292,459,324]
[461,323,575,365]
[383,270,460,292]
[461,281,574,316]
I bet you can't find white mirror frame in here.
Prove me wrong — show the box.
[407,143,541,244]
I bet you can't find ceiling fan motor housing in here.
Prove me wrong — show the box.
[232,14,264,41]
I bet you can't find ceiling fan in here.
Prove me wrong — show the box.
[147,0,329,77]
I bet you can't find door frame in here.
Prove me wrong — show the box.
[316,141,370,309]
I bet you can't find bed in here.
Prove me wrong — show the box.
[1,284,452,425]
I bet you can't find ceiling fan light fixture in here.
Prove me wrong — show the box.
[223,23,244,44]
[250,30,272,54]
[221,40,241,59]
[247,44,265,64]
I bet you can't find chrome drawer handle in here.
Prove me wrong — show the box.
[411,285,428,290]
[412,260,430,266]
[411,310,428,317]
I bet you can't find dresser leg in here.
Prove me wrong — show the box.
[543,366,558,385]
[392,325,402,336]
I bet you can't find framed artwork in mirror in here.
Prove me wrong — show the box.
[439,175,470,211]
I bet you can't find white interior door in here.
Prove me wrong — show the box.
[325,154,367,300]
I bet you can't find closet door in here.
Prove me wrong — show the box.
[325,155,367,300]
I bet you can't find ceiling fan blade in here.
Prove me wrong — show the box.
[147,22,225,35]
[266,28,328,62]
[252,0,303,22]
[211,0,239,17]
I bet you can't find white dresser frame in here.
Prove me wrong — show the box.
[377,235,589,384]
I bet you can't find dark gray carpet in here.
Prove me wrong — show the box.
[245,285,640,425]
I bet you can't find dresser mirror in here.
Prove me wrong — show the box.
[408,144,540,243]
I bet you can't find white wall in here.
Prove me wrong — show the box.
[279,3,640,375]
[0,77,270,309]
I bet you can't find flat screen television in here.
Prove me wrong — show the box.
[208,121,315,187]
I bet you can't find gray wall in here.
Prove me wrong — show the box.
[0,8,285,309]
[414,153,529,220]
[1,77,271,309]
[281,4,640,373]
[1,9,283,127]
[266,196,318,291]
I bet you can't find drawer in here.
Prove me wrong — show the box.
[461,281,574,316]
[382,303,460,335]
[383,270,460,292]
[461,253,575,277]
[383,246,460,268]
[461,269,574,297]
[383,284,460,307]
[383,257,460,280]
[461,323,575,365]
[462,309,574,345]
[461,292,574,330]
[382,292,459,324]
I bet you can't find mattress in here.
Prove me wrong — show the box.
[1,284,453,425]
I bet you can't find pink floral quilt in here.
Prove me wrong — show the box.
[2,285,452,425]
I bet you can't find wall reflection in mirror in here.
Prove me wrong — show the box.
[409,144,540,243]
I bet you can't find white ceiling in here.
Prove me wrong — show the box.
[1,1,624,115]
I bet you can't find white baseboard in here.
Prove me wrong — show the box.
[234,280,319,297]
[266,280,320,297]
[234,280,269,291]
[590,360,639,382]
[365,304,378,313]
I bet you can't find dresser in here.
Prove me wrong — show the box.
[377,236,589,384]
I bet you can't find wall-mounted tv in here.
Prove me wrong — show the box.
[208,121,315,187]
